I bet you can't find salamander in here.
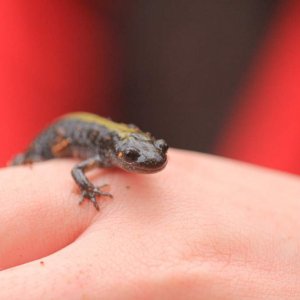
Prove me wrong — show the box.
[11,112,168,210]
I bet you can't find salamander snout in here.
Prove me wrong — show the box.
[134,148,167,173]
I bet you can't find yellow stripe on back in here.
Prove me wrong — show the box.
[62,112,139,138]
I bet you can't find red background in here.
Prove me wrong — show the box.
[0,1,121,165]
[1,1,300,175]
[217,1,300,174]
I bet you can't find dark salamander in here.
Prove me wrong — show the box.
[11,112,168,210]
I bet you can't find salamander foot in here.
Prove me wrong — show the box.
[79,185,113,211]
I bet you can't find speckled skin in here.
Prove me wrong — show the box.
[12,119,115,164]
[11,113,168,210]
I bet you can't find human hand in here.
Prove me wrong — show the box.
[1,149,300,299]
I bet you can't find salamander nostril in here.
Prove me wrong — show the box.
[155,139,169,153]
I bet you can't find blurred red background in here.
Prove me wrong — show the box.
[217,1,300,174]
[0,1,121,165]
[1,1,300,175]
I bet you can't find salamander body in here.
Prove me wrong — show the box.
[12,112,168,210]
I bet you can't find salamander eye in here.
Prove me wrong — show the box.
[124,149,140,162]
[155,139,169,153]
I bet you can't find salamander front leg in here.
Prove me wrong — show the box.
[71,156,113,210]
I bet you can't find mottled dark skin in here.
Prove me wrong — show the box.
[11,113,168,210]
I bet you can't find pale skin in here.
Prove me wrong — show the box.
[1,149,300,299]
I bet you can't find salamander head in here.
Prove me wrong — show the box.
[112,133,168,173]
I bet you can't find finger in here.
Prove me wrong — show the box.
[0,160,109,269]
[0,149,211,299]
[1,150,300,299]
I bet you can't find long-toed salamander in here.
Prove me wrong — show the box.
[11,112,168,210]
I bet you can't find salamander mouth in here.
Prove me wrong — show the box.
[120,157,168,174]
[132,159,168,173]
